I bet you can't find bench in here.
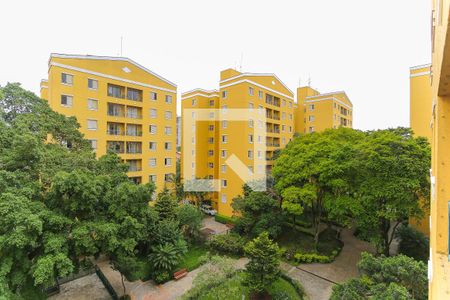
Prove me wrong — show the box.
[173,268,188,280]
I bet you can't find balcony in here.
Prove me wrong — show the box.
[107,141,125,154]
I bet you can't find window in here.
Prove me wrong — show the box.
[282,125,286,132]
[282,99,286,106]
[165,111,172,120]
[248,134,253,143]
[150,92,157,101]
[108,84,124,98]
[221,165,227,173]
[208,150,214,156]
[107,141,124,153]
[165,95,172,103]
[209,125,214,131]
[126,124,141,136]
[208,137,214,144]
[289,114,293,120]
[222,91,228,98]
[87,99,98,110]
[107,123,122,135]
[165,142,172,150]
[258,135,262,143]
[208,162,214,169]
[127,107,140,119]
[222,179,227,187]
[282,137,286,144]
[258,151,262,159]
[282,112,286,120]
[309,126,315,133]
[221,150,227,158]
[61,95,73,107]
[165,174,172,182]
[164,126,172,135]
[89,139,97,150]
[61,73,73,85]
[249,87,254,96]
[289,126,292,133]
[149,158,157,167]
[248,103,254,110]
[88,78,98,90]
[149,175,157,183]
[222,105,228,112]
[192,99,197,106]
[165,158,172,166]
[107,103,124,116]
[149,142,157,150]
[222,135,228,143]
[150,109,157,118]
[258,105,263,114]
[288,102,292,108]
[209,112,215,119]
[309,104,315,111]
[222,120,228,128]
[209,100,215,106]
[149,125,157,134]
[221,194,227,203]
[127,88,142,101]
[192,111,196,119]
[126,142,142,154]
[248,119,254,128]
[248,166,253,174]
[248,150,253,159]
[87,119,97,131]
[309,115,315,122]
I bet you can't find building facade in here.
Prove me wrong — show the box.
[40,54,177,192]
[409,64,432,236]
[429,0,450,298]
[182,69,296,216]
[294,86,353,134]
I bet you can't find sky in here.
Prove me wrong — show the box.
[0,0,431,130]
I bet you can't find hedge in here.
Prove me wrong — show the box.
[215,214,237,225]
[280,272,306,299]
[294,248,342,264]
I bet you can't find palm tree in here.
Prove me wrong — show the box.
[149,239,187,272]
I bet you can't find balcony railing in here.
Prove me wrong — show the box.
[128,166,142,172]
[126,131,143,137]
[107,129,124,136]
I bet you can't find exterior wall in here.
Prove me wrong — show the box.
[295,87,353,134]
[41,54,177,192]
[182,70,294,217]
[429,0,450,298]
[409,64,432,236]
[181,89,220,209]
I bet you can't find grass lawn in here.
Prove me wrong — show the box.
[277,225,343,261]
[176,243,209,271]
[197,272,303,300]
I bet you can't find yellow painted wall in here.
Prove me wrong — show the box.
[409,64,432,236]
[295,87,353,134]
[41,54,177,192]
[429,0,450,298]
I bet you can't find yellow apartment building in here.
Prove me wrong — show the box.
[40,54,177,193]
[409,64,432,236]
[180,89,220,208]
[294,86,353,134]
[182,69,295,216]
[429,0,450,298]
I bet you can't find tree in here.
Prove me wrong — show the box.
[149,239,187,273]
[177,204,203,241]
[154,189,178,220]
[331,252,427,300]
[243,232,281,296]
[232,190,284,238]
[273,128,362,248]
[353,128,430,256]
[395,225,429,262]
[165,159,184,201]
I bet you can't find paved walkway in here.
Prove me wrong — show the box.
[281,228,375,300]
[201,216,229,234]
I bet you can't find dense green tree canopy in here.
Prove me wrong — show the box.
[0,83,158,296]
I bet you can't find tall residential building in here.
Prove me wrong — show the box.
[429,0,450,297]
[40,53,177,192]
[176,116,182,149]
[294,86,353,134]
[182,69,295,216]
[409,64,432,236]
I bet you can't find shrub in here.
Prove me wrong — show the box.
[215,214,236,225]
[154,271,171,284]
[209,233,246,255]
[395,225,429,262]
[280,273,306,298]
[294,249,340,264]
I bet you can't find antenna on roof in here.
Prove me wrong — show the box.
[120,36,123,57]
[298,77,301,87]
[308,75,311,87]
[239,52,243,72]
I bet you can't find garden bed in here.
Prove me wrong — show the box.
[277,225,343,264]
[192,272,304,300]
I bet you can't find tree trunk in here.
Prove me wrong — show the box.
[121,274,126,295]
